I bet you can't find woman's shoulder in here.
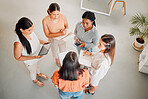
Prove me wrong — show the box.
[14,41,23,49]
[92,26,98,34]
[42,16,50,23]
[98,52,111,64]
[60,14,67,21]
[94,52,106,61]
[53,70,59,74]
[53,70,61,77]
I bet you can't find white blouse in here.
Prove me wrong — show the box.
[15,32,41,65]
[90,52,111,79]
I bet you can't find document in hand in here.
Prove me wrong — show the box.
[54,32,74,42]
[38,43,51,56]
[58,50,76,66]
[79,50,92,67]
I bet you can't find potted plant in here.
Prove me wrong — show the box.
[129,13,148,51]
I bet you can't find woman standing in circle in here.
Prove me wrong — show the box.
[14,17,49,87]
[51,51,90,99]
[42,3,69,67]
[83,34,116,95]
[74,11,98,54]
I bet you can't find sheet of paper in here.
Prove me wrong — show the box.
[62,33,74,42]
[58,50,75,66]
[54,32,74,41]
[79,50,92,67]
[58,51,67,66]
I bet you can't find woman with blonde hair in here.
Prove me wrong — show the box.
[83,34,116,95]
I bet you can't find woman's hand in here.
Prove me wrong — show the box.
[83,50,92,56]
[55,85,58,88]
[79,42,85,47]
[62,28,67,34]
[75,38,79,44]
[39,40,50,44]
[59,29,67,36]
[34,56,43,59]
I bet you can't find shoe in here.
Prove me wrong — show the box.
[37,73,49,80]
[84,89,95,95]
[86,84,91,89]
[33,79,44,87]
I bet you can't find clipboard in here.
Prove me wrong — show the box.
[38,43,51,56]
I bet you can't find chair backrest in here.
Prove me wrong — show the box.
[116,0,125,1]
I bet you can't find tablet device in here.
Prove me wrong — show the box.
[38,43,51,56]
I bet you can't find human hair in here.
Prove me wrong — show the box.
[15,17,33,54]
[101,34,116,65]
[47,3,60,15]
[82,11,96,27]
[58,51,84,81]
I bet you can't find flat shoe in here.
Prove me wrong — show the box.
[37,73,49,80]
[86,84,91,89]
[34,80,44,87]
[84,89,95,95]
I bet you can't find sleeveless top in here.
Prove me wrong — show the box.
[15,32,41,65]
[45,14,66,42]
[46,14,65,33]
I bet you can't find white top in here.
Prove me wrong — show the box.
[15,32,41,65]
[90,52,111,79]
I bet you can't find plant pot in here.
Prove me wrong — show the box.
[135,37,145,47]
[132,37,145,51]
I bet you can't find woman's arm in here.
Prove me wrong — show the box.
[85,34,98,48]
[59,14,69,34]
[14,42,42,61]
[74,23,80,43]
[54,85,59,88]
[42,19,66,38]
[83,50,92,56]
[39,39,49,44]
[63,15,69,30]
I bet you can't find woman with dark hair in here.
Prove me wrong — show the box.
[83,34,116,95]
[74,11,99,54]
[42,3,69,67]
[51,51,90,99]
[14,17,49,87]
